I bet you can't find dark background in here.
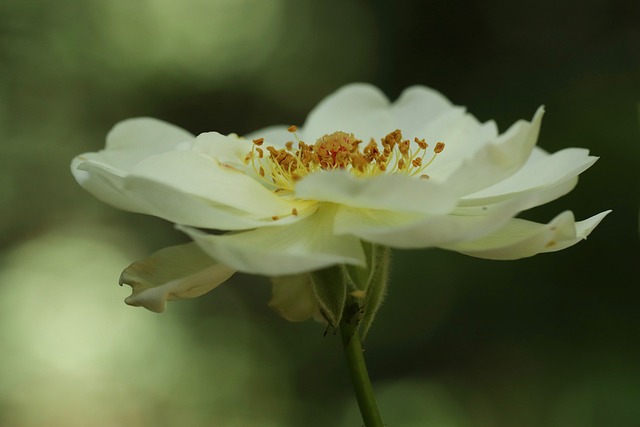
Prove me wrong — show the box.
[1,1,638,426]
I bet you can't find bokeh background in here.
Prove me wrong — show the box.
[1,1,639,426]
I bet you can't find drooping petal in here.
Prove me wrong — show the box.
[334,192,544,248]
[124,150,311,229]
[436,107,545,197]
[179,205,366,276]
[443,210,611,260]
[268,274,319,322]
[294,170,459,215]
[302,83,395,143]
[119,243,236,313]
[461,147,598,207]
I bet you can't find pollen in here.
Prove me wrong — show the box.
[245,128,445,191]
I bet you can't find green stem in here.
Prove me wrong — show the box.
[340,318,385,427]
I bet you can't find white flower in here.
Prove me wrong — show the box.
[71,83,609,313]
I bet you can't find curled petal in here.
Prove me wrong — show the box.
[462,147,598,207]
[119,243,235,313]
[179,205,366,276]
[444,210,611,259]
[440,106,545,196]
[268,274,320,322]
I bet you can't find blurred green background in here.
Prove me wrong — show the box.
[1,0,639,426]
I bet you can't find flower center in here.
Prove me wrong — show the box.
[245,126,444,191]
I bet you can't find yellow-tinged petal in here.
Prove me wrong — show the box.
[444,210,611,259]
[294,170,459,215]
[179,205,366,276]
[119,243,235,313]
[268,274,320,322]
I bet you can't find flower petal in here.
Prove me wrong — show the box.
[390,85,457,135]
[302,83,395,143]
[119,243,236,313]
[294,170,459,215]
[443,210,611,259]
[106,117,194,152]
[461,147,598,206]
[73,158,148,213]
[268,274,320,322]
[334,192,544,248]
[125,150,311,229]
[438,107,545,196]
[179,205,366,276]
[71,118,195,212]
[191,131,253,169]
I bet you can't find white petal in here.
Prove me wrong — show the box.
[294,170,459,215]
[268,274,319,322]
[71,118,195,212]
[334,193,544,248]
[439,107,545,196]
[462,147,598,206]
[119,243,236,313]
[191,131,253,169]
[125,150,309,229]
[179,205,366,276]
[73,158,149,213]
[106,117,194,152]
[302,83,395,143]
[390,85,456,135]
[444,210,611,259]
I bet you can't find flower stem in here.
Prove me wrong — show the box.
[340,318,385,427]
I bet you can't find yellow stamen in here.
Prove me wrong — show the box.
[247,129,445,191]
